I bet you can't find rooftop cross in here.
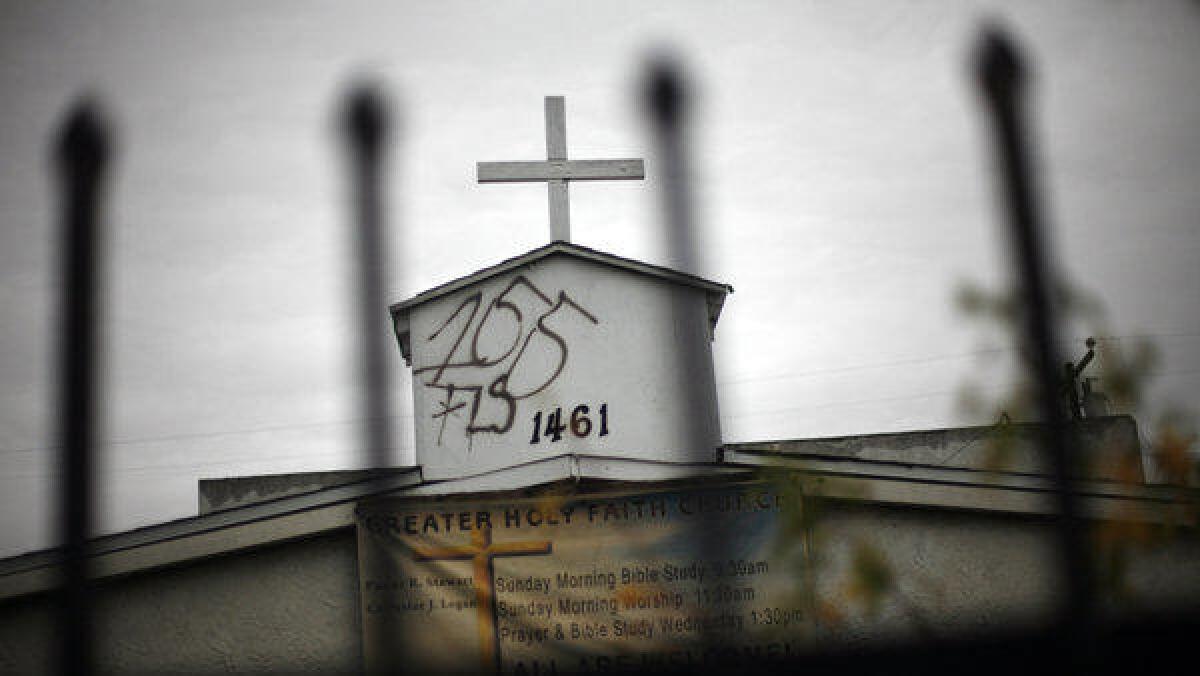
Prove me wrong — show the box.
[477,96,645,242]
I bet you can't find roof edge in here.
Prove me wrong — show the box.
[389,241,733,316]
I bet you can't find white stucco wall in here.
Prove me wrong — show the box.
[404,255,723,479]
[1,486,1196,673]
[0,530,362,674]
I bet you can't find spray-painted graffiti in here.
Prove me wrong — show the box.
[415,276,599,446]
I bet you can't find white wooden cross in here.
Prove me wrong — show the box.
[477,96,645,242]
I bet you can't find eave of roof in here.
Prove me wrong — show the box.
[1,448,1196,602]
[388,240,733,317]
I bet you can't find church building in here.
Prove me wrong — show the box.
[1,97,1197,675]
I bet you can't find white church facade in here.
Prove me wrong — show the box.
[0,234,1195,672]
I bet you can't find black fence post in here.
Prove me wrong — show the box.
[643,54,729,654]
[974,27,1094,663]
[53,98,113,676]
[341,83,396,475]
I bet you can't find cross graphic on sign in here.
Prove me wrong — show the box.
[477,96,645,243]
[413,526,553,672]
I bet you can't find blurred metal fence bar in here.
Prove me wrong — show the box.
[642,55,729,653]
[341,84,396,475]
[54,99,112,676]
[340,84,404,674]
[974,27,1094,660]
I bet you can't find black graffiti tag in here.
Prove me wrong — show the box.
[415,276,598,445]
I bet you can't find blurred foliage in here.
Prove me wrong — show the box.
[769,472,827,637]
[957,278,1198,605]
[1149,412,1199,487]
[765,275,1197,635]
[842,540,893,617]
[769,468,929,635]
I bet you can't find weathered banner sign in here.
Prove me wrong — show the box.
[356,480,806,674]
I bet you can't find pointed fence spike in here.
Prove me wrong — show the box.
[642,53,697,273]
[645,56,686,128]
[976,25,1025,103]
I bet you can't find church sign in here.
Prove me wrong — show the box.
[356,480,805,674]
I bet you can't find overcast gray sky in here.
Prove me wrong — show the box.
[2,1,1197,557]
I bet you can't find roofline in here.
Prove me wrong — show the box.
[0,468,423,582]
[0,457,736,600]
[388,241,733,316]
[722,414,1140,450]
[3,444,1196,601]
[0,415,1153,578]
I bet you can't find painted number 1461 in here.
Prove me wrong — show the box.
[530,404,609,444]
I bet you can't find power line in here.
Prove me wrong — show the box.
[0,446,413,480]
[721,382,1012,420]
[718,331,1200,388]
[2,332,1195,457]
[718,347,1007,386]
[0,413,414,457]
[722,369,1200,421]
